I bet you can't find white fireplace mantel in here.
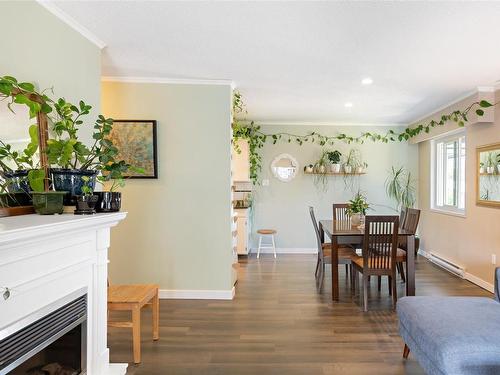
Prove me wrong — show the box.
[0,212,127,375]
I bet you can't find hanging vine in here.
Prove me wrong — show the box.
[232,90,496,184]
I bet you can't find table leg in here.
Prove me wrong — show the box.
[406,235,415,296]
[331,237,339,301]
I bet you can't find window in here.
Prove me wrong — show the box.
[431,131,466,215]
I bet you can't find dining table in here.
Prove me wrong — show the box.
[319,219,416,302]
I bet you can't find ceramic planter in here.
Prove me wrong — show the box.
[2,170,30,194]
[0,192,32,207]
[344,165,352,174]
[304,166,314,173]
[487,166,495,174]
[31,191,65,215]
[351,213,363,226]
[51,169,98,205]
[480,167,485,174]
[75,194,99,215]
[330,164,341,173]
[95,192,122,212]
[356,166,364,174]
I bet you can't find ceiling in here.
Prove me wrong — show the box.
[50,1,500,125]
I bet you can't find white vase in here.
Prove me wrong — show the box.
[318,165,326,174]
[480,167,485,174]
[344,165,352,174]
[487,166,494,174]
[351,213,362,226]
[356,166,364,174]
[330,164,341,173]
[305,166,313,173]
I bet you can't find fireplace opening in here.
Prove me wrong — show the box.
[0,293,87,375]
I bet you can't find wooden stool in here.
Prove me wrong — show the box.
[257,229,277,258]
[108,284,160,364]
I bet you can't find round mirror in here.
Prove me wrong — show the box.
[271,153,299,182]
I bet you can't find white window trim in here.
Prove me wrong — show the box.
[430,129,466,217]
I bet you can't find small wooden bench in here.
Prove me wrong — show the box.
[108,284,159,364]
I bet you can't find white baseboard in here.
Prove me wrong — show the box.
[250,247,317,254]
[419,248,494,293]
[106,364,128,375]
[159,287,235,300]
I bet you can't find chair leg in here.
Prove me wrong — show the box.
[345,264,349,278]
[377,276,381,291]
[315,257,321,278]
[388,276,392,295]
[399,262,406,283]
[318,262,324,290]
[257,235,262,259]
[362,273,369,312]
[403,344,410,359]
[132,306,141,364]
[152,290,159,341]
[271,234,276,258]
[392,273,398,309]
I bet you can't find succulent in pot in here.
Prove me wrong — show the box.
[28,169,65,215]
[304,164,314,173]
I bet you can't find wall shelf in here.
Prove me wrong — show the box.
[303,171,366,176]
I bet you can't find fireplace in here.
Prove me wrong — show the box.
[0,291,87,375]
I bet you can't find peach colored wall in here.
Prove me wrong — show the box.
[417,90,500,289]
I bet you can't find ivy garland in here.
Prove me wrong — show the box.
[232,90,496,184]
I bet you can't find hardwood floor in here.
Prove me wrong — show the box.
[108,255,491,375]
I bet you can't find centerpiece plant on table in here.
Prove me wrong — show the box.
[346,191,370,226]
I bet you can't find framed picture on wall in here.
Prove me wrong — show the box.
[108,120,158,178]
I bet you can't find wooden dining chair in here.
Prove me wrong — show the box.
[108,283,160,364]
[395,208,421,283]
[333,203,357,276]
[309,206,356,290]
[352,215,399,312]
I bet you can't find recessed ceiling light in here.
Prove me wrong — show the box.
[344,102,353,108]
[361,77,373,85]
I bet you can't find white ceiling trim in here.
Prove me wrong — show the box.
[37,1,106,49]
[254,121,406,128]
[101,76,235,87]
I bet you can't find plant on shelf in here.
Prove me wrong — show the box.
[304,164,314,173]
[312,151,330,191]
[343,148,362,174]
[327,150,342,173]
[27,169,65,215]
[479,162,485,174]
[347,191,370,226]
[74,175,99,215]
[385,166,416,211]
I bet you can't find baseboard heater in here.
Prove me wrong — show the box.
[428,252,465,278]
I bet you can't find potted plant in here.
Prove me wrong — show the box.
[314,151,328,174]
[357,162,368,174]
[479,162,485,174]
[343,149,362,174]
[47,99,118,205]
[28,169,65,215]
[327,150,342,173]
[0,125,39,194]
[485,152,496,174]
[75,176,98,215]
[347,192,370,226]
[304,164,314,173]
[385,166,416,211]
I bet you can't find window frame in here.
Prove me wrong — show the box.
[430,129,467,217]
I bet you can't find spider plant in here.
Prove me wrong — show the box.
[386,166,416,211]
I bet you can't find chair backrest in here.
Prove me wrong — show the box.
[309,206,325,260]
[362,215,399,271]
[399,208,407,228]
[333,203,350,221]
[403,208,420,234]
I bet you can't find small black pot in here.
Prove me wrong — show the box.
[74,194,99,215]
[95,192,122,212]
[51,169,98,205]
[2,170,31,194]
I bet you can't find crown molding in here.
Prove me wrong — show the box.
[249,120,405,127]
[37,1,106,49]
[101,76,235,87]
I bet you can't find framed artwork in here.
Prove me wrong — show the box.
[108,120,158,178]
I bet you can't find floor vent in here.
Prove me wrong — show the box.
[429,252,465,278]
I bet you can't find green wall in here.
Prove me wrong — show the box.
[102,81,234,293]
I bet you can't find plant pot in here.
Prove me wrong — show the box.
[0,192,32,207]
[75,194,99,215]
[31,191,65,215]
[304,166,313,173]
[95,192,122,212]
[351,213,363,226]
[51,169,98,205]
[356,166,364,174]
[317,165,326,174]
[330,164,341,173]
[2,170,30,194]
[480,167,485,174]
[344,165,352,174]
[487,166,495,174]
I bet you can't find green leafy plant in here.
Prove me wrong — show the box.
[98,161,144,192]
[347,192,370,215]
[385,166,416,210]
[232,91,496,184]
[327,150,341,164]
[0,125,39,172]
[0,76,52,118]
[80,176,93,196]
[485,152,497,168]
[27,169,47,192]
